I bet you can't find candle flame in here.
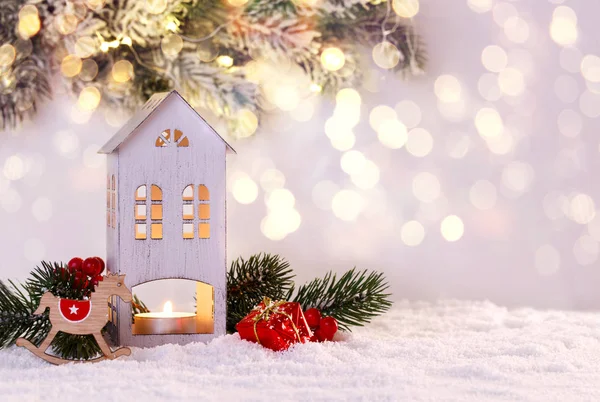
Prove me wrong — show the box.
[163,301,173,314]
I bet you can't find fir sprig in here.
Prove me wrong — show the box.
[290,269,392,331]
[226,253,295,332]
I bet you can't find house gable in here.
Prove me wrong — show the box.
[98,90,235,155]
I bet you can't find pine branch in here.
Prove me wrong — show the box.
[291,268,392,331]
[226,253,295,332]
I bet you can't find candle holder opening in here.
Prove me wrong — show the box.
[122,279,214,335]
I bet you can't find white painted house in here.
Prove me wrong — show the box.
[98,90,234,348]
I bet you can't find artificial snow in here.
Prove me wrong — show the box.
[2,300,600,401]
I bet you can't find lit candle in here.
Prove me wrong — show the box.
[132,301,197,335]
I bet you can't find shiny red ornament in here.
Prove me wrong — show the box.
[304,308,322,329]
[319,316,338,341]
[73,271,87,289]
[313,328,328,342]
[92,257,105,275]
[82,257,101,277]
[91,275,103,287]
[67,257,83,273]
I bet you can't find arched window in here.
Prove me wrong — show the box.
[135,185,147,240]
[156,129,189,147]
[182,184,210,239]
[150,185,163,239]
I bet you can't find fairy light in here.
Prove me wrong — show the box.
[161,34,184,57]
[17,5,41,39]
[392,0,420,18]
[0,44,16,67]
[434,74,462,103]
[56,13,79,35]
[78,86,102,111]
[440,215,464,242]
[79,59,99,81]
[310,83,323,92]
[112,60,134,83]
[61,55,83,78]
[147,0,168,14]
[232,174,258,204]
[550,6,578,46]
[320,47,345,72]
[481,45,507,73]
[568,193,596,225]
[377,119,408,149]
[401,220,425,246]
[217,55,234,67]
[372,41,401,69]
[406,128,433,157]
[475,108,503,138]
[236,108,259,137]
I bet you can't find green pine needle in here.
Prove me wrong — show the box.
[290,269,393,331]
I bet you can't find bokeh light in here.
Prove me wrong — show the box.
[478,73,502,101]
[79,59,99,81]
[61,55,82,78]
[350,159,380,190]
[260,169,286,192]
[236,108,259,137]
[501,161,535,194]
[3,155,25,181]
[31,197,53,222]
[498,67,525,96]
[406,128,433,157]
[481,45,507,73]
[55,13,79,35]
[434,74,462,103]
[161,34,184,56]
[78,86,101,111]
[147,0,168,14]
[568,193,595,224]
[557,109,582,137]
[401,220,425,246]
[412,172,441,203]
[321,47,345,72]
[395,100,422,128]
[440,215,464,242]
[266,188,295,210]
[469,180,497,210]
[331,189,363,221]
[369,105,397,131]
[475,107,504,138]
[0,44,16,67]
[467,0,493,14]
[573,235,598,266]
[554,75,579,103]
[579,90,600,118]
[112,60,134,83]
[340,150,366,175]
[312,180,339,211]
[372,41,401,69]
[392,0,419,18]
[560,47,583,73]
[581,54,600,83]
[53,130,80,158]
[377,119,408,149]
[550,6,578,46]
[231,174,258,204]
[504,16,530,44]
[217,55,234,67]
[74,37,96,58]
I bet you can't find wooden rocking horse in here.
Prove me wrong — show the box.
[16,273,133,365]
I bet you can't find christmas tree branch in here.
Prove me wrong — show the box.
[290,268,392,331]
[226,253,295,332]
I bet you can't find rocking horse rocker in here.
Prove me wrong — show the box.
[16,273,133,365]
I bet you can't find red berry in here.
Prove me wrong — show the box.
[319,316,338,341]
[73,271,86,289]
[313,329,328,342]
[82,257,101,277]
[92,257,105,275]
[67,257,83,273]
[91,275,103,287]
[304,308,322,329]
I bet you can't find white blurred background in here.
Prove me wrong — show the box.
[1,0,599,310]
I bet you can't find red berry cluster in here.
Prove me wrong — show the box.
[67,257,105,289]
[304,308,338,342]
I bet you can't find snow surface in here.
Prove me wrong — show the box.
[2,300,600,402]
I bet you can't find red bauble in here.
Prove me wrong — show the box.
[73,271,87,289]
[82,257,101,277]
[67,257,83,273]
[91,275,103,287]
[92,257,105,275]
[319,316,338,341]
[304,308,322,329]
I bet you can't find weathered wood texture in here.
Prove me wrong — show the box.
[106,93,229,347]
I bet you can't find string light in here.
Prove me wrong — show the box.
[321,47,345,72]
[61,55,82,78]
[217,55,234,68]
[372,41,401,69]
[161,34,184,57]
[147,0,168,14]
[78,87,102,111]
[0,45,16,67]
[112,60,134,83]
[392,0,420,18]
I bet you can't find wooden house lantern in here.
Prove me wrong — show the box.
[98,90,235,348]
